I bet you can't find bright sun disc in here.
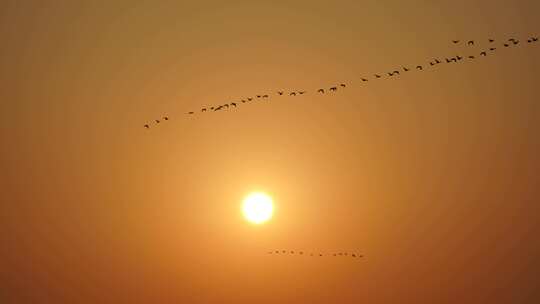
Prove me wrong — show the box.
[242,192,274,224]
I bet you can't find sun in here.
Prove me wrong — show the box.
[242,192,274,224]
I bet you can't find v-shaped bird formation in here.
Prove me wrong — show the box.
[267,250,364,259]
[143,35,538,129]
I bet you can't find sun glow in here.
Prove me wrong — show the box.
[242,192,274,224]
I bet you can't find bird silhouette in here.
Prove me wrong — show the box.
[416,65,423,70]
[330,87,337,91]
[374,74,381,78]
[489,47,496,51]
[446,58,452,63]
[340,83,346,87]
[277,91,284,95]
[480,51,487,56]
[263,94,269,98]
[429,62,435,66]
[403,67,410,72]
[468,55,475,59]
[247,97,253,101]
[201,108,207,112]
[144,124,150,129]
[452,40,460,44]
[513,40,519,45]
[352,254,356,257]
[528,39,533,43]
[509,38,516,42]
[290,92,297,96]
[231,102,237,107]
[456,55,463,60]
[387,72,394,76]
[187,112,194,115]
[224,104,229,108]
[256,95,261,98]
[298,91,306,95]
[467,40,474,45]
[489,39,495,43]
[393,70,400,75]
[435,59,441,64]
[504,43,509,47]
[155,119,161,123]
[241,100,246,103]
[317,88,325,93]
[361,78,369,81]
[163,116,169,120]
[533,37,538,42]
[319,254,323,256]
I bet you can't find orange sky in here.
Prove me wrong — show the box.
[1,1,540,303]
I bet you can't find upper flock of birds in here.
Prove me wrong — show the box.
[144,35,538,129]
[267,249,364,259]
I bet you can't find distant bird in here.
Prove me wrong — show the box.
[528,39,533,43]
[374,74,381,78]
[329,86,337,91]
[340,83,346,87]
[489,39,495,43]
[429,62,435,66]
[144,124,150,129]
[489,47,496,51]
[435,59,441,64]
[241,100,246,103]
[533,37,538,42]
[504,43,509,47]
[299,251,303,255]
[214,106,222,111]
[298,91,306,95]
[256,95,261,98]
[513,40,519,45]
[480,51,487,56]
[452,40,460,44]
[187,112,194,115]
[509,38,516,42]
[352,254,356,257]
[230,102,237,107]
[393,70,400,75]
[277,91,284,95]
[361,78,369,81]
[456,55,463,60]
[247,97,253,101]
[403,67,410,72]
[163,116,169,120]
[224,104,229,108]
[210,106,215,110]
[446,58,452,63]
[201,108,207,112]
[416,65,423,70]
[290,92,297,96]
[387,72,394,76]
[317,88,325,93]
[155,119,160,123]
[262,94,269,98]
[469,55,475,59]
[467,40,474,45]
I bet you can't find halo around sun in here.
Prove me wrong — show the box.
[242,192,274,224]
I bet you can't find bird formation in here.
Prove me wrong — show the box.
[144,35,538,129]
[267,250,364,259]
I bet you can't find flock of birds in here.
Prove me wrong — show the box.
[267,250,364,259]
[144,35,538,129]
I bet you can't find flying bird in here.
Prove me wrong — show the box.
[231,102,237,107]
[509,38,516,42]
[263,94,269,98]
[456,55,463,60]
[144,124,150,129]
[480,51,487,56]
[446,58,452,63]
[163,116,169,120]
[503,43,509,47]
[256,95,261,98]
[329,87,337,91]
[352,254,356,257]
[513,40,519,45]
[429,62,435,66]
[452,40,460,44]
[489,47,496,51]
[201,108,207,112]
[187,112,194,115]
[317,88,325,93]
[468,55,475,59]
[489,39,495,43]
[298,91,306,95]
[374,74,381,78]
[340,83,346,87]
[224,104,229,108]
[416,65,423,70]
[241,100,246,103]
[403,67,410,72]
[451,58,457,62]
[393,70,400,75]
[277,91,284,95]
[467,40,474,45]
[533,37,538,42]
[247,97,253,101]
[435,59,441,64]
[155,119,160,123]
[387,72,394,76]
[290,92,297,96]
[361,78,369,81]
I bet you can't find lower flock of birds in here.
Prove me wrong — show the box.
[267,250,364,259]
[144,35,538,129]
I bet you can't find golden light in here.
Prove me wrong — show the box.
[242,192,274,224]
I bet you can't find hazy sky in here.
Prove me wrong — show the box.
[1,1,539,303]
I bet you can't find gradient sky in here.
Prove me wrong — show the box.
[1,1,539,303]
